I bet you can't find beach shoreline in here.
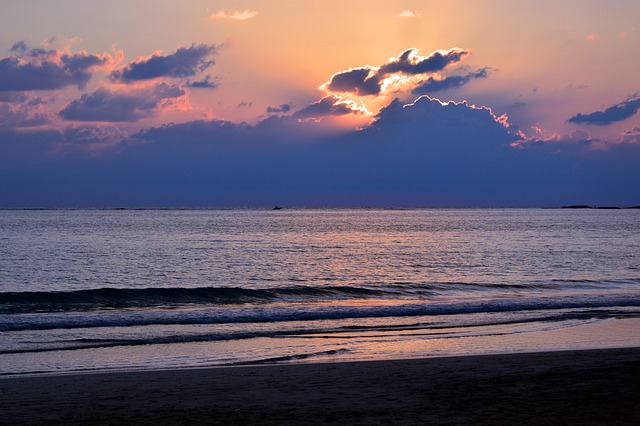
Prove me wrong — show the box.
[2,347,639,425]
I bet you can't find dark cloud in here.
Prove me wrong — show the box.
[59,83,185,122]
[110,44,218,82]
[0,42,113,91]
[324,66,381,96]
[266,103,292,114]
[379,47,470,75]
[238,101,253,108]
[324,48,470,96]
[412,68,489,94]
[363,96,516,158]
[187,75,219,89]
[567,96,640,125]
[293,95,369,120]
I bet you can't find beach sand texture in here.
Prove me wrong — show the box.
[1,348,639,425]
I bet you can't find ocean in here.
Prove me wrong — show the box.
[1,208,639,376]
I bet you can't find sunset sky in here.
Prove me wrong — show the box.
[1,0,639,206]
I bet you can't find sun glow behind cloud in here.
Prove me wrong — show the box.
[319,47,471,99]
[210,10,258,21]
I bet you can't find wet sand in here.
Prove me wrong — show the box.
[1,348,639,425]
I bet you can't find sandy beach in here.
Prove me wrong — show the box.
[1,347,639,425]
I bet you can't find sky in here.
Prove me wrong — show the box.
[1,0,639,207]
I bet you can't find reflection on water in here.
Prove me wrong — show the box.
[2,208,639,293]
[4,315,640,376]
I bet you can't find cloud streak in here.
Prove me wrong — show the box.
[110,44,218,83]
[568,96,640,125]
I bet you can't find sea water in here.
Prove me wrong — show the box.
[1,208,639,376]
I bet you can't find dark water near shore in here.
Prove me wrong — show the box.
[1,208,639,375]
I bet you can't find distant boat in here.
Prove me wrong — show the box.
[272,206,283,210]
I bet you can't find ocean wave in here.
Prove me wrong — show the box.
[0,285,387,314]
[3,308,637,355]
[3,279,639,315]
[2,293,639,333]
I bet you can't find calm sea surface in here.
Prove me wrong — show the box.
[1,208,639,375]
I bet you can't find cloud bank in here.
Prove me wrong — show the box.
[0,40,638,207]
[4,90,638,207]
